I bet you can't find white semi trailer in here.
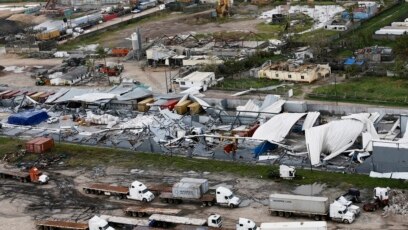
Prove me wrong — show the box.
[268,194,355,224]
[236,218,327,230]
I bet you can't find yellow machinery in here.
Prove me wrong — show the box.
[216,0,231,17]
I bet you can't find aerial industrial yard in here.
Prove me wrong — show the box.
[1,0,408,230]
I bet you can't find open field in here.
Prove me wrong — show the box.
[309,76,408,106]
[1,136,406,189]
[337,2,408,48]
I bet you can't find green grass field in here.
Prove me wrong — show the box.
[0,137,406,189]
[310,76,408,106]
[338,2,408,47]
[215,78,281,90]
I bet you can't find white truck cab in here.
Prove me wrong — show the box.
[336,196,360,216]
[208,214,223,228]
[127,180,155,202]
[38,174,50,184]
[374,187,390,201]
[216,186,241,208]
[88,216,115,230]
[279,165,296,179]
[329,201,355,224]
[236,218,258,230]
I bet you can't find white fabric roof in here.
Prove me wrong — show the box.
[71,93,116,103]
[253,113,306,142]
[236,100,259,117]
[302,112,320,131]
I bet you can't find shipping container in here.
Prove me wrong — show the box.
[103,13,118,21]
[137,97,155,112]
[3,90,20,99]
[33,137,54,153]
[175,100,192,115]
[25,137,44,153]
[111,48,130,57]
[187,102,201,115]
[36,30,61,41]
[269,194,329,216]
[160,99,179,111]
[180,178,208,194]
[172,182,202,199]
[31,92,46,101]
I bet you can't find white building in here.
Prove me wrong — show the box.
[176,71,217,91]
[258,62,331,83]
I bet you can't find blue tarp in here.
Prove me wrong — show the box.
[253,141,277,158]
[344,57,364,65]
[8,110,49,126]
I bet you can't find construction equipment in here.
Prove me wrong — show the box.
[98,63,124,76]
[363,187,390,212]
[216,0,231,17]
[0,167,49,184]
[83,180,155,202]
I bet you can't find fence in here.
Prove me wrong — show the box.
[308,93,408,106]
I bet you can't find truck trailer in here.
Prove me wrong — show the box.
[0,167,49,184]
[83,180,155,202]
[123,206,181,217]
[236,218,327,230]
[36,216,115,230]
[268,194,355,224]
[148,214,222,228]
[159,178,241,208]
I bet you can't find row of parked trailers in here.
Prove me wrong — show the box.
[0,89,54,103]
[35,8,131,41]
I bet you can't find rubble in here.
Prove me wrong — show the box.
[383,190,408,216]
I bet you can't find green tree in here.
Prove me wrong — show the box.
[394,35,408,59]
[96,46,107,66]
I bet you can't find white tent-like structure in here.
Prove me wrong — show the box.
[305,113,380,165]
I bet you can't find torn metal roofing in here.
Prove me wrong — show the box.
[53,88,96,104]
[116,87,152,101]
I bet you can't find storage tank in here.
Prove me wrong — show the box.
[131,28,142,51]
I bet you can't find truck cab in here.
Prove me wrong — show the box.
[336,196,360,216]
[329,201,355,224]
[279,165,295,179]
[216,187,241,208]
[128,180,155,202]
[88,216,115,230]
[208,214,223,228]
[236,218,258,230]
[374,187,390,201]
[29,167,49,184]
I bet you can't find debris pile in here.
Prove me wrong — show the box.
[383,190,408,215]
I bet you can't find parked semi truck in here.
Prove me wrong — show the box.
[83,180,155,202]
[268,194,355,224]
[236,218,327,230]
[0,167,49,184]
[36,215,115,230]
[159,178,241,207]
[363,187,390,212]
[123,206,181,217]
[148,214,222,228]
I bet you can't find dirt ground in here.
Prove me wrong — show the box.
[0,54,174,93]
[0,162,407,230]
[98,11,263,48]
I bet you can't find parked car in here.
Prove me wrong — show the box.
[131,9,141,14]
[46,117,59,124]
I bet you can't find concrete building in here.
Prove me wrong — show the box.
[375,18,408,36]
[355,46,394,63]
[324,19,351,31]
[258,62,331,83]
[176,71,217,91]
